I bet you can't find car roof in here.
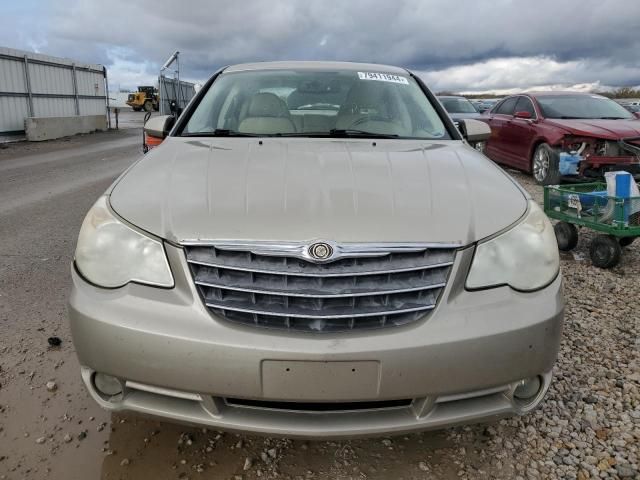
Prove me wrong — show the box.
[525,91,606,98]
[224,61,408,74]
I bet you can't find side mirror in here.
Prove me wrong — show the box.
[634,112,640,120]
[458,119,491,142]
[514,111,532,119]
[144,115,174,140]
[143,115,175,152]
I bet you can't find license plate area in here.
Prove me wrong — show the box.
[261,360,381,401]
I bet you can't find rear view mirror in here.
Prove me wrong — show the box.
[514,111,532,119]
[458,119,491,142]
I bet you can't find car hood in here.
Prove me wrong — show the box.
[545,118,640,139]
[109,137,527,245]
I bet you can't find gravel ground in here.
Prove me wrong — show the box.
[0,132,638,479]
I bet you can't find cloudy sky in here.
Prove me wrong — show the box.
[2,0,640,93]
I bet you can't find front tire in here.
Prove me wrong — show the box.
[590,235,621,268]
[143,100,153,112]
[554,222,579,251]
[532,143,561,186]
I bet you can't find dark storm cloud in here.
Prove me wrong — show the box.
[6,0,640,90]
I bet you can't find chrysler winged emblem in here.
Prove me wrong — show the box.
[308,242,333,261]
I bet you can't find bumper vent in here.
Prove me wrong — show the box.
[225,398,412,412]
[184,243,456,333]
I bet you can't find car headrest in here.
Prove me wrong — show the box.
[338,82,391,117]
[247,92,290,118]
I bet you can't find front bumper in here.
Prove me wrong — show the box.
[69,246,564,438]
[582,155,640,176]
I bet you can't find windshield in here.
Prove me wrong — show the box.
[182,69,449,139]
[537,95,633,120]
[439,97,478,114]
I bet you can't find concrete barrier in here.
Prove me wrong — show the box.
[24,115,107,141]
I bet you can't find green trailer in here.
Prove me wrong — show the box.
[544,182,640,268]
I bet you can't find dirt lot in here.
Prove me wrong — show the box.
[0,118,638,479]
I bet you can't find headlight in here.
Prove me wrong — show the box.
[75,196,174,288]
[466,200,559,292]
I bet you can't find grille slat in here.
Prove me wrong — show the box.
[206,301,435,319]
[187,246,454,277]
[188,258,454,278]
[185,243,456,333]
[195,279,446,298]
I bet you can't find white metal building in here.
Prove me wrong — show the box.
[0,46,107,134]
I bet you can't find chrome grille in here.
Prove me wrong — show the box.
[184,243,456,332]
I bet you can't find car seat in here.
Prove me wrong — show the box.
[238,92,296,134]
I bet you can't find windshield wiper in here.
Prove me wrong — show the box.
[182,129,260,137]
[328,129,399,138]
[598,116,627,120]
[184,129,403,139]
[270,130,402,139]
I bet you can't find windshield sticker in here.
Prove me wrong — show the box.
[358,72,409,85]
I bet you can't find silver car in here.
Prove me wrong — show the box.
[69,61,563,438]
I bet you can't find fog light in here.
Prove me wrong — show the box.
[514,376,542,400]
[94,373,123,396]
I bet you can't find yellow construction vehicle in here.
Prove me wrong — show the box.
[126,86,159,112]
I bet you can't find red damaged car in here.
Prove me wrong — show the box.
[481,92,640,185]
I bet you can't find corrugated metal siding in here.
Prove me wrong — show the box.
[76,70,105,96]
[32,97,76,117]
[29,63,75,95]
[159,76,196,115]
[0,57,26,93]
[0,46,103,71]
[0,46,106,132]
[79,98,106,115]
[0,97,29,132]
